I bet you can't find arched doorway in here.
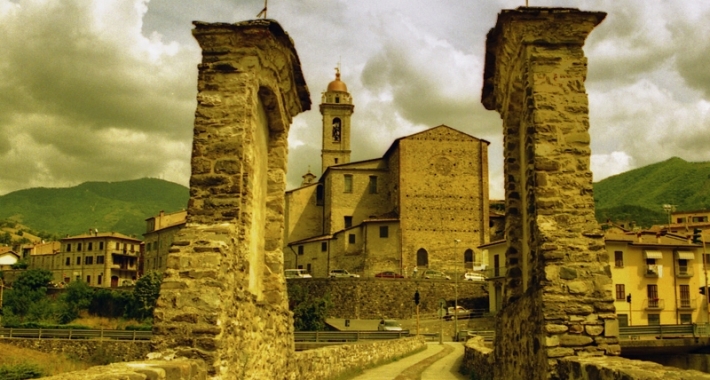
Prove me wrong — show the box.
[416,248,428,268]
[464,249,474,270]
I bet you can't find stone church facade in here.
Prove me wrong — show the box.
[284,72,491,278]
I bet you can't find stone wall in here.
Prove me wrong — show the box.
[462,342,710,380]
[481,8,617,379]
[288,278,489,319]
[288,336,426,379]
[0,338,150,363]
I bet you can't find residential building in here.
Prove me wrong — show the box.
[29,231,142,287]
[284,71,491,278]
[0,246,19,271]
[143,210,187,273]
[480,239,506,314]
[606,231,704,326]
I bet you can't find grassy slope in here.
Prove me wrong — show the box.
[594,157,710,227]
[0,178,188,237]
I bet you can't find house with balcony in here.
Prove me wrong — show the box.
[39,231,143,288]
[606,230,704,326]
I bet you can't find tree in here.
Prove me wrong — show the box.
[287,284,333,331]
[0,231,10,245]
[128,271,163,320]
[58,280,94,324]
[11,260,28,270]
[2,269,53,319]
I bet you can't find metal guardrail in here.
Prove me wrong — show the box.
[619,324,698,339]
[457,324,704,342]
[0,328,151,341]
[0,328,416,343]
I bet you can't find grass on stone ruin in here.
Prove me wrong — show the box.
[0,342,91,378]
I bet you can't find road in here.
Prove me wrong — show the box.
[349,342,467,380]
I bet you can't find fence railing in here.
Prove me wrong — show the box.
[0,328,151,341]
[456,324,710,342]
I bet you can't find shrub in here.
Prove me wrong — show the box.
[0,363,45,380]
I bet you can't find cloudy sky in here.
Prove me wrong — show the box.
[1,0,709,199]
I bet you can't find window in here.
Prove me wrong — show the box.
[648,314,660,326]
[316,185,324,206]
[298,246,304,255]
[88,242,93,251]
[677,217,686,223]
[344,174,353,193]
[76,256,81,265]
[344,216,353,228]
[335,97,340,104]
[369,176,377,194]
[98,275,102,285]
[85,256,93,265]
[335,158,339,164]
[115,242,120,250]
[692,216,708,223]
[65,257,70,266]
[99,242,104,250]
[379,226,389,238]
[78,243,83,251]
[332,118,341,142]
[153,241,158,251]
[297,265,303,270]
[617,314,629,327]
[680,314,692,324]
[680,284,691,308]
[97,255,104,264]
[614,251,623,268]
[321,242,327,252]
[86,275,91,284]
[615,284,625,301]
[647,284,659,308]
[348,234,356,244]
[306,263,312,273]
[66,244,72,252]
[678,259,689,275]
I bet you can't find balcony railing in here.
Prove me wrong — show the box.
[482,267,507,279]
[644,298,665,310]
[675,265,694,278]
[677,298,697,310]
[645,264,660,278]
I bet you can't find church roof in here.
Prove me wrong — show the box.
[383,124,490,159]
[326,69,348,92]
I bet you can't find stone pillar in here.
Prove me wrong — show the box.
[151,20,310,379]
[481,8,618,379]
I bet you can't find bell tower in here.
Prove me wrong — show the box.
[320,67,354,173]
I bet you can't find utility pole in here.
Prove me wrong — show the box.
[454,239,461,339]
[0,277,4,325]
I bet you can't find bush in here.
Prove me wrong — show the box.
[0,363,45,380]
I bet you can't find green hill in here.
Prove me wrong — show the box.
[593,157,710,227]
[0,178,189,238]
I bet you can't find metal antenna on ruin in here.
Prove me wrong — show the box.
[256,0,268,19]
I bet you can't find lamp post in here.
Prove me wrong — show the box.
[454,239,461,338]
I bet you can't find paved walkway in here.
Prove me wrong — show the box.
[350,342,467,380]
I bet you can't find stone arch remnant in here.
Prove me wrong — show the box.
[150,20,310,379]
[481,8,618,379]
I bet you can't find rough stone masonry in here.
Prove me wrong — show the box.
[481,8,619,379]
[149,20,310,379]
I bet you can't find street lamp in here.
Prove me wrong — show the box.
[454,239,461,338]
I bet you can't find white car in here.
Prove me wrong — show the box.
[329,269,360,278]
[378,319,403,331]
[464,272,487,282]
[284,269,312,279]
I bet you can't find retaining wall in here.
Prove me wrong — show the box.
[0,338,150,362]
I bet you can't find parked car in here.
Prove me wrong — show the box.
[329,269,360,278]
[284,269,312,279]
[464,272,487,282]
[378,319,403,331]
[422,269,451,280]
[444,306,472,321]
[374,271,404,279]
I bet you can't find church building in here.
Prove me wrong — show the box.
[284,70,491,278]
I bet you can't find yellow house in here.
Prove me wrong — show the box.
[606,231,705,326]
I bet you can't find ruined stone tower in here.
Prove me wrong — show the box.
[481,8,618,379]
[150,20,310,379]
[320,69,353,173]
